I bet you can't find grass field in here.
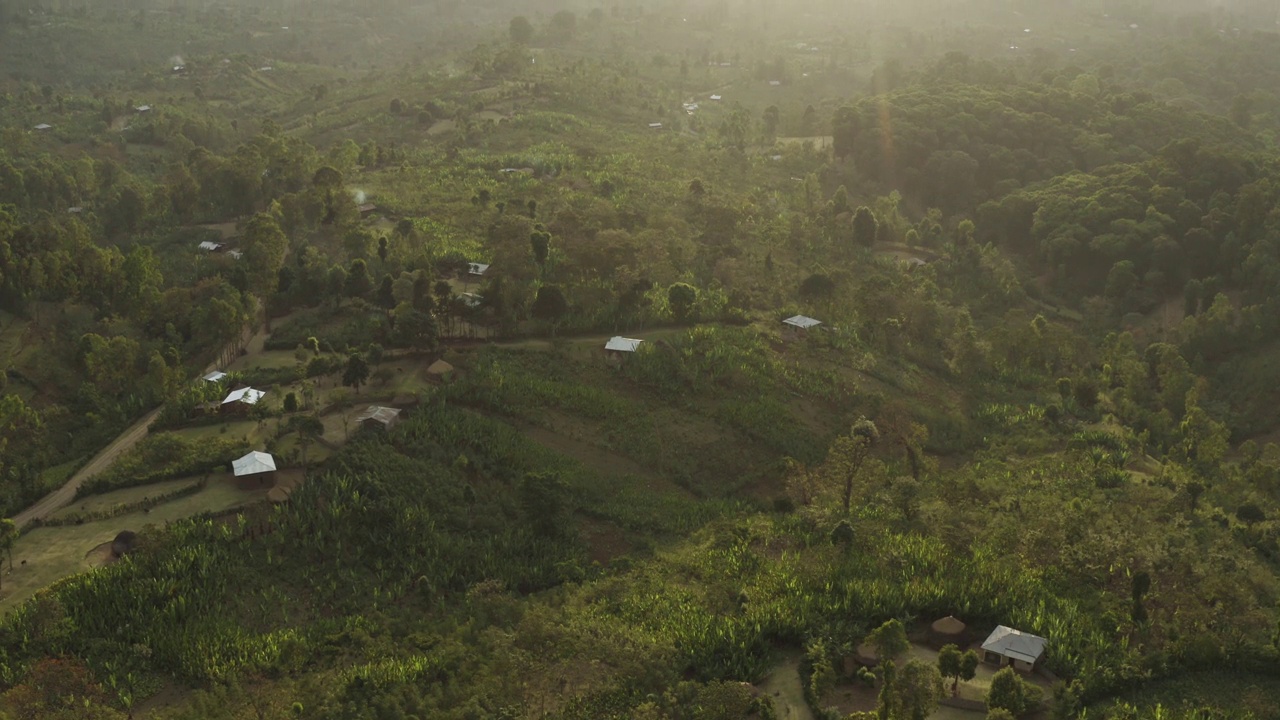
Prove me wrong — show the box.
[0,474,272,612]
[47,478,201,521]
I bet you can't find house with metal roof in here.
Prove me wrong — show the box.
[34,123,52,131]
[468,262,490,277]
[980,626,1047,671]
[232,451,276,478]
[199,241,224,252]
[356,405,401,431]
[202,371,228,383]
[222,387,265,407]
[605,336,643,365]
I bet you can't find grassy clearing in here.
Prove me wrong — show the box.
[168,421,268,445]
[1,474,270,612]
[48,478,200,521]
[227,350,301,372]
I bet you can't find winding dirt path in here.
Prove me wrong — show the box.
[8,324,268,529]
[9,407,163,529]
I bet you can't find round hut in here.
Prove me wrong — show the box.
[928,615,968,648]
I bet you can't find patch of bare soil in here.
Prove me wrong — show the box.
[578,516,633,565]
[84,541,116,568]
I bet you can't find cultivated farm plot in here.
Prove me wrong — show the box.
[0,474,271,612]
[228,350,302,373]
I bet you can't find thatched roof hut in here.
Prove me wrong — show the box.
[929,615,968,648]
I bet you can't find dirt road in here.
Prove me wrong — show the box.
[9,322,268,529]
[10,407,163,528]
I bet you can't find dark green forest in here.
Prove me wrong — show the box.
[2,0,1280,718]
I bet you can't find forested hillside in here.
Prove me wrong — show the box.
[2,1,1280,719]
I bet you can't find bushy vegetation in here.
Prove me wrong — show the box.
[3,0,1280,718]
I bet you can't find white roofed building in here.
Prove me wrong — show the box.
[468,262,490,277]
[203,371,228,383]
[199,241,224,252]
[605,336,643,364]
[782,315,823,338]
[356,405,402,431]
[222,386,264,404]
[980,626,1047,671]
[232,451,276,478]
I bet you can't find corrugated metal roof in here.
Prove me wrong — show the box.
[605,337,643,352]
[356,406,401,425]
[203,371,227,383]
[981,626,1047,664]
[783,315,822,329]
[232,451,276,476]
[222,387,265,405]
[468,262,490,275]
[199,241,223,251]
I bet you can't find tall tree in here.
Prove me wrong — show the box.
[345,259,372,299]
[509,15,534,44]
[892,660,943,720]
[832,418,880,512]
[530,285,568,335]
[241,213,288,298]
[342,353,370,393]
[667,282,698,322]
[853,206,878,247]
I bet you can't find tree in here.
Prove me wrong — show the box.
[241,213,289,298]
[346,259,372,299]
[833,106,859,158]
[509,15,534,44]
[312,166,343,189]
[282,392,298,413]
[376,274,396,310]
[549,10,577,40]
[959,650,980,686]
[0,518,17,574]
[342,353,370,393]
[799,273,836,302]
[667,282,698,322]
[530,229,551,272]
[530,285,568,335]
[867,618,909,661]
[831,418,880,513]
[762,105,780,138]
[986,668,1039,717]
[293,414,324,477]
[986,710,1016,720]
[852,206,878,247]
[327,265,348,305]
[891,660,943,720]
[393,303,439,351]
[937,644,962,691]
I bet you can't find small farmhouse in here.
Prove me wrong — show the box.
[34,123,52,131]
[460,292,483,309]
[356,405,401,431]
[605,336,643,365]
[357,203,377,216]
[980,625,1047,671]
[135,105,153,113]
[782,315,822,339]
[232,451,276,480]
[202,371,227,383]
[222,387,265,408]
[198,241,224,252]
[648,122,664,129]
[227,250,244,260]
[468,262,490,277]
